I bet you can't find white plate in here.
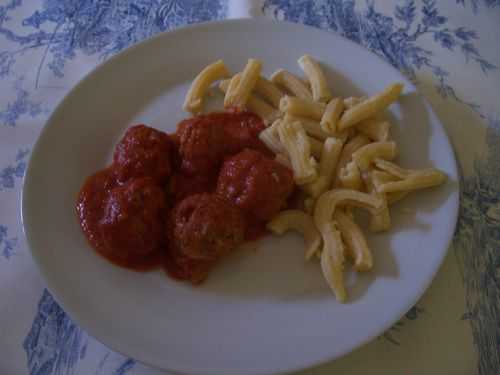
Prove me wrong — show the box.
[22,19,459,375]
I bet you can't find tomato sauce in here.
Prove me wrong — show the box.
[76,112,294,283]
[77,169,166,270]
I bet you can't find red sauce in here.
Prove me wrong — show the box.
[216,148,295,239]
[165,193,245,284]
[76,112,294,283]
[77,170,166,270]
[176,112,268,175]
[113,124,172,184]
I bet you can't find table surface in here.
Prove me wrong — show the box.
[1,1,499,374]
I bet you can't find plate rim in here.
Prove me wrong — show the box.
[21,17,460,375]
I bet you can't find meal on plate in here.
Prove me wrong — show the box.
[76,55,446,302]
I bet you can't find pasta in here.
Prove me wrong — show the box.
[334,210,373,271]
[298,54,332,102]
[355,118,391,142]
[387,191,410,205]
[338,83,404,130]
[352,141,398,171]
[373,158,418,179]
[371,162,447,193]
[320,98,344,134]
[363,171,391,232]
[184,56,447,302]
[339,161,363,191]
[303,137,344,198]
[224,58,262,109]
[314,189,383,301]
[371,169,399,190]
[223,73,241,108]
[219,78,280,125]
[334,134,371,187]
[183,59,230,114]
[376,169,447,193]
[255,76,285,108]
[279,96,326,121]
[277,119,318,185]
[267,210,322,260]
[314,189,384,231]
[271,69,313,100]
[284,114,330,140]
[320,222,347,302]
[259,119,285,154]
[343,96,365,109]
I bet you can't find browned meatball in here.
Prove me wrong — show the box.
[99,177,167,260]
[113,125,172,183]
[176,116,227,175]
[169,193,245,261]
[166,193,245,283]
[176,112,268,176]
[216,149,294,222]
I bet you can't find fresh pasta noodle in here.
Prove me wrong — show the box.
[314,189,382,302]
[308,136,323,159]
[279,96,326,121]
[223,73,241,108]
[303,137,344,198]
[259,119,284,154]
[284,114,330,140]
[334,210,373,271]
[338,83,404,130]
[387,191,410,205]
[343,96,365,109]
[352,141,398,171]
[183,59,230,113]
[363,171,391,232]
[298,54,332,102]
[339,161,363,191]
[318,137,344,185]
[371,170,399,190]
[373,158,418,179]
[267,210,322,260]
[320,221,347,302]
[247,96,282,125]
[277,119,318,185]
[271,69,313,100]
[255,76,285,108]
[224,58,262,109]
[219,78,281,125]
[334,134,371,187]
[355,118,391,142]
[320,98,344,134]
[314,189,383,231]
[376,169,447,193]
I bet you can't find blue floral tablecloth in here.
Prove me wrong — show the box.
[1,1,499,374]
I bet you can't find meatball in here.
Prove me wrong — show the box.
[176,116,227,175]
[99,177,167,259]
[113,125,172,183]
[168,193,245,262]
[216,149,294,222]
[169,172,217,202]
[221,111,268,155]
[164,252,215,285]
[176,112,268,175]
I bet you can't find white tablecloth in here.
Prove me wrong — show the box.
[1,1,499,374]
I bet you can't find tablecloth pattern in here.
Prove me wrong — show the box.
[0,1,499,374]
